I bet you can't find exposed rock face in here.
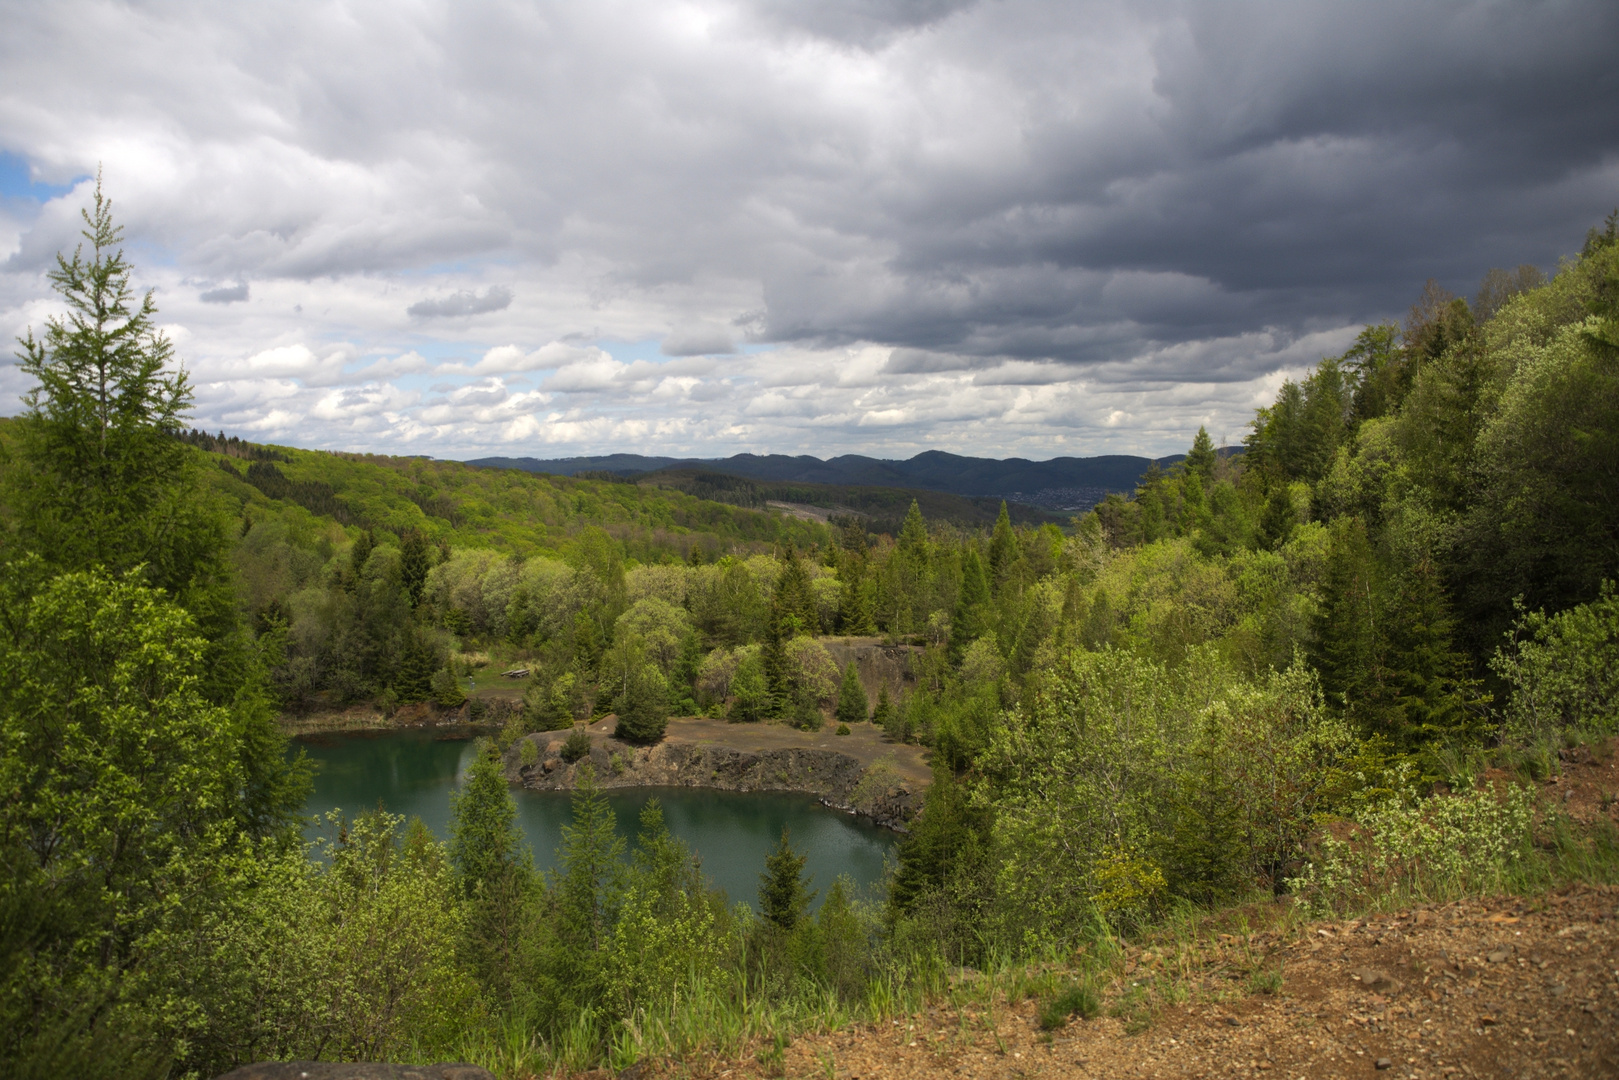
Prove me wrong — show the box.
[819,637,920,708]
[213,1063,494,1080]
[507,733,920,830]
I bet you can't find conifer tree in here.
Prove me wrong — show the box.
[949,547,990,660]
[835,662,869,726]
[8,175,219,595]
[614,661,670,743]
[1184,426,1217,481]
[758,827,815,930]
[400,528,431,607]
[394,632,437,702]
[897,500,930,564]
[554,763,624,957]
[987,502,1019,591]
[871,684,894,729]
[449,740,530,898]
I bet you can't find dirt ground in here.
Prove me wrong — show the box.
[647,744,1619,1080]
[580,714,933,789]
[695,885,1617,1080]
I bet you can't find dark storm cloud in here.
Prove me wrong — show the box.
[0,0,1614,458]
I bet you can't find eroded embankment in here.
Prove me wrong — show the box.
[504,726,922,830]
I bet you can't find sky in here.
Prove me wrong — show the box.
[1,1,1615,462]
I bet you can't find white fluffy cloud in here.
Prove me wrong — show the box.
[0,0,1613,459]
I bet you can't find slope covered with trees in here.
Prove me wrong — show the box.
[3,186,1618,1078]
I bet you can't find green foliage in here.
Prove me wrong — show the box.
[835,662,868,726]
[561,727,593,763]
[987,501,1019,591]
[5,178,223,598]
[758,828,815,931]
[394,631,437,703]
[178,811,479,1069]
[432,664,468,707]
[985,648,1356,942]
[728,649,770,722]
[1039,978,1101,1029]
[1491,583,1619,746]
[449,741,529,899]
[613,659,670,744]
[0,566,250,1065]
[870,684,894,730]
[1288,778,1537,913]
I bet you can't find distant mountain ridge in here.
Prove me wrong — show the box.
[466,450,1206,512]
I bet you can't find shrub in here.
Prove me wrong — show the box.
[561,727,592,763]
[1491,583,1619,747]
[430,665,466,708]
[835,724,851,735]
[519,738,539,768]
[1287,778,1537,913]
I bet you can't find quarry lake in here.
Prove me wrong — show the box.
[295,729,898,908]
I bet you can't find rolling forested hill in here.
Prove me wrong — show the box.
[468,447,1197,511]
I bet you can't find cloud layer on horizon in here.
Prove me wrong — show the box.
[0,0,1614,461]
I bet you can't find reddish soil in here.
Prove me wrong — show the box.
[654,744,1619,1080]
[675,887,1618,1080]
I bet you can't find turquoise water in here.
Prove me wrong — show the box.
[294,729,897,909]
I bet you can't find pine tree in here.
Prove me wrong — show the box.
[949,547,989,661]
[871,684,894,729]
[431,665,467,707]
[758,827,816,930]
[987,502,1019,591]
[8,175,218,594]
[613,661,670,743]
[771,543,820,636]
[1184,426,1217,481]
[557,764,625,951]
[1257,485,1297,550]
[898,500,930,563]
[394,632,436,703]
[449,740,530,898]
[400,528,431,607]
[835,662,869,726]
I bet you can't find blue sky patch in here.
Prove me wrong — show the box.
[0,152,86,201]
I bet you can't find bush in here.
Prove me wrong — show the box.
[561,727,592,763]
[985,647,1357,941]
[431,665,466,708]
[1492,582,1619,747]
[519,738,540,767]
[524,668,588,732]
[835,724,851,735]
[1288,774,1537,913]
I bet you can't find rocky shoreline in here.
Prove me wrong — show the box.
[504,730,921,831]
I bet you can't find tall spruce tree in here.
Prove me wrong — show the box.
[758,827,815,931]
[8,176,222,595]
[987,502,1019,592]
